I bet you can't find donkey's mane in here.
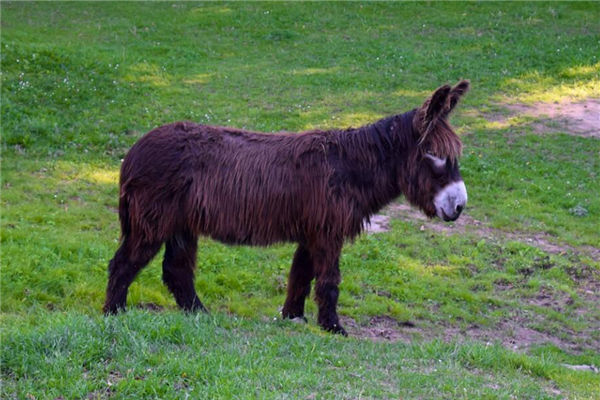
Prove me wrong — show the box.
[336,107,461,163]
[332,110,414,164]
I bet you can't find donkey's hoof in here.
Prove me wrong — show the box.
[324,323,348,336]
[197,304,209,313]
[281,307,307,321]
[181,297,209,314]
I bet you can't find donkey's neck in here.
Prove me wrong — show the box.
[332,110,416,216]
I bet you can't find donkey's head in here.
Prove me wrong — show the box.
[404,80,469,221]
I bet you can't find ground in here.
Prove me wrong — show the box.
[1,2,599,399]
[491,99,600,138]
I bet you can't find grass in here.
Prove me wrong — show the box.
[3,311,599,399]
[1,2,600,399]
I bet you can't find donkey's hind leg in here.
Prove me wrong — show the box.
[103,238,162,314]
[162,232,207,312]
[282,244,314,321]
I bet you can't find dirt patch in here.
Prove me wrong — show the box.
[444,321,569,352]
[85,371,122,399]
[364,214,391,233]
[487,98,600,138]
[378,202,600,262]
[344,314,599,353]
[340,315,419,343]
[528,285,573,313]
[561,364,599,373]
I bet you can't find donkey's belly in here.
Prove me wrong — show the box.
[202,218,301,247]
[207,230,298,247]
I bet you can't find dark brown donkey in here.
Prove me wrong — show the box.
[104,80,470,335]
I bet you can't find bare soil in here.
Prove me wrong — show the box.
[341,315,419,343]
[488,98,600,138]
[364,214,391,234]
[368,203,600,262]
[343,311,599,353]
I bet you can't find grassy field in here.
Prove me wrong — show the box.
[2,2,599,399]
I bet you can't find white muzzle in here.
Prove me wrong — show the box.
[434,180,467,221]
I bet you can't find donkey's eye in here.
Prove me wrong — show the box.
[424,153,447,169]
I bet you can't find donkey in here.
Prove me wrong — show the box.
[103,80,470,335]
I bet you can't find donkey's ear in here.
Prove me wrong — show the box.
[425,84,451,121]
[444,80,470,116]
[420,84,451,136]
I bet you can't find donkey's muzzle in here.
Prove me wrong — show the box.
[434,180,467,222]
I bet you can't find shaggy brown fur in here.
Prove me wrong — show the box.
[103,80,470,335]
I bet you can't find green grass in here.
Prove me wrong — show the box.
[2,2,600,399]
[3,311,599,400]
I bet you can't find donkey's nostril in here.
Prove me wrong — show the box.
[455,204,464,214]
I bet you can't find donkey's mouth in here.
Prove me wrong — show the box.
[438,206,463,222]
[440,208,461,222]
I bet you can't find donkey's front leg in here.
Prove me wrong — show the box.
[312,242,347,336]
